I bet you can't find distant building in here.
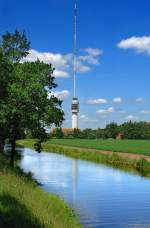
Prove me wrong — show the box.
[116,133,124,140]
[51,128,73,137]
[62,128,74,134]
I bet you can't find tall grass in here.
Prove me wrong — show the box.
[0,154,81,228]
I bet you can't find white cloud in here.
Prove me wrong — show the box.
[53,70,69,78]
[140,110,150,114]
[96,107,115,115]
[113,97,123,103]
[78,48,103,72]
[26,49,70,68]
[118,36,150,55]
[136,97,145,103]
[80,114,88,120]
[79,114,98,122]
[22,47,103,78]
[83,48,103,57]
[76,48,103,73]
[76,62,91,73]
[79,55,99,65]
[22,49,70,78]
[126,115,138,121]
[87,98,108,105]
[48,90,70,99]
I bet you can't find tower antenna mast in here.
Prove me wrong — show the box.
[73,0,77,97]
[71,0,79,129]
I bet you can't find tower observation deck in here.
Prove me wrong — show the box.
[71,0,79,129]
[71,97,79,129]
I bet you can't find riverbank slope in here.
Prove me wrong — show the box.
[18,139,150,176]
[50,139,150,156]
[0,154,81,228]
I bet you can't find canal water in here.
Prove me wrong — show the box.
[18,147,150,228]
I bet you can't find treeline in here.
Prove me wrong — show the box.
[52,121,150,140]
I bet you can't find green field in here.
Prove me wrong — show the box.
[0,154,81,228]
[49,139,150,156]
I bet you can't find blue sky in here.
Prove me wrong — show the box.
[1,0,150,128]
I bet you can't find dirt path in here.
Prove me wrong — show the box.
[52,144,150,162]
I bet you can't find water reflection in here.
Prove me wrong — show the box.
[4,145,23,161]
[19,148,150,228]
[72,160,78,204]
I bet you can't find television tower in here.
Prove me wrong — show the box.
[71,0,79,129]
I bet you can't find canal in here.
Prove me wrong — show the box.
[18,147,150,228]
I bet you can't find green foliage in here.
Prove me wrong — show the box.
[55,128,64,139]
[58,121,150,140]
[0,30,30,62]
[6,60,64,141]
[105,122,119,139]
[120,121,150,139]
[0,52,13,153]
[82,128,96,139]
[0,30,64,165]
[72,129,83,138]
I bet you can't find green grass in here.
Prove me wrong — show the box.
[49,139,150,156]
[0,154,81,228]
[18,139,150,176]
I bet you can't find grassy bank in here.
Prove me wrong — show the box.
[49,139,150,156]
[18,139,150,176]
[0,154,81,228]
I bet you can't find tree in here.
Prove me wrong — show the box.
[82,128,96,139]
[72,129,83,138]
[96,128,107,139]
[55,128,64,139]
[0,52,13,153]
[0,31,64,166]
[0,30,30,62]
[121,121,146,139]
[7,61,64,166]
[105,122,119,139]
[0,30,30,155]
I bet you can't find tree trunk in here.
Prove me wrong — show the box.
[0,135,4,153]
[10,139,16,167]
